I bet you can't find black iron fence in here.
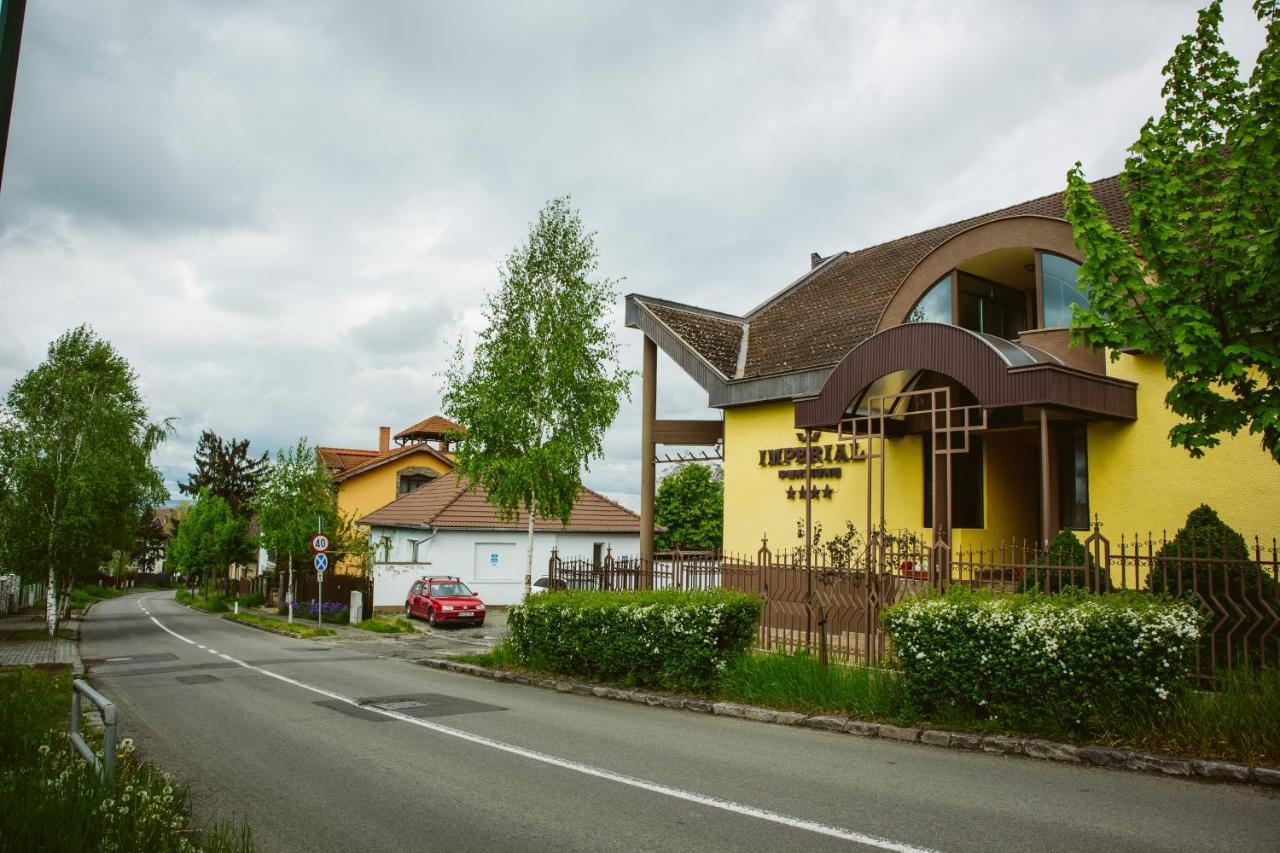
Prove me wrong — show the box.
[548,519,1280,681]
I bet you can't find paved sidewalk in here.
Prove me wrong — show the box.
[0,608,84,672]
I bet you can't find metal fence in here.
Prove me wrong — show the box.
[548,519,1280,681]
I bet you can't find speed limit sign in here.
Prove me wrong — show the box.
[310,533,330,553]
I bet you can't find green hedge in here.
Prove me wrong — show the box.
[882,588,1201,730]
[507,589,762,692]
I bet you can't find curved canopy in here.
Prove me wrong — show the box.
[794,323,1136,429]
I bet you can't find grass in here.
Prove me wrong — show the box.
[175,588,230,613]
[718,650,907,721]
[455,641,520,669]
[69,584,127,611]
[354,616,414,634]
[7,627,75,641]
[224,612,334,639]
[0,666,253,851]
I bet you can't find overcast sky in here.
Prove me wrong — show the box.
[0,0,1268,510]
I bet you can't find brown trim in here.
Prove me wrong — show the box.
[653,419,723,445]
[793,323,1137,429]
[875,215,1082,334]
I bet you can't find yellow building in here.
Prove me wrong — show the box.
[627,175,1280,561]
[319,416,461,526]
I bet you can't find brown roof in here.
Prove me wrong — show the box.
[317,446,381,473]
[395,415,465,442]
[358,470,643,533]
[332,442,455,483]
[634,175,1131,381]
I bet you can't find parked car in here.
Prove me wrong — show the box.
[404,576,486,627]
[529,576,567,594]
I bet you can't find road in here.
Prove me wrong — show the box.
[81,592,1278,853]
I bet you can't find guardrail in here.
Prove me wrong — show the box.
[70,678,117,784]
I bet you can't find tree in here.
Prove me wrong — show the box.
[166,491,253,595]
[130,507,170,572]
[654,463,723,551]
[0,326,168,635]
[178,430,268,517]
[442,197,633,596]
[1064,0,1280,462]
[253,438,341,623]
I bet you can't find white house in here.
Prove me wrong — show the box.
[360,470,643,607]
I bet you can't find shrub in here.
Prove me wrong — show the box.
[507,589,762,692]
[882,587,1201,732]
[1016,529,1107,594]
[237,592,265,608]
[175,588,229,613]
[1149,505,1277,669]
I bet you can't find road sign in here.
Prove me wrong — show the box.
[314,552,329,572]
[310,533,330,553]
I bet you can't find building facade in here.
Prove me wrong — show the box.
[628,175,1280,559]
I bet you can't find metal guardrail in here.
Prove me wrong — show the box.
[71,678,116,785]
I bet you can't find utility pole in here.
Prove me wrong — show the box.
[0,0,27,191]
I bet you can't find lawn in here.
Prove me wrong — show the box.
[7,627,75,641]
[224,612,334,639]
[353,616,414,634]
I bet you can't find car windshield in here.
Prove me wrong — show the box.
[431,582,472,597]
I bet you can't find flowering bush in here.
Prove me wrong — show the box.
[507,589,762,692]
[881,587,1201,730]
[282,599,349,624]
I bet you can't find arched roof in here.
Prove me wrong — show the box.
[794,323,1137,428]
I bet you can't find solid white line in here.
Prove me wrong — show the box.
[141,610,937,853]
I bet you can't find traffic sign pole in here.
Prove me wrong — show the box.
[317,519,323,630]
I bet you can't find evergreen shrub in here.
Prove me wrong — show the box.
[882,587,1201,731]
[506,589,762,692]
[1016,529,1108,593]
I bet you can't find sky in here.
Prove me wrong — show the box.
[0,0,1269,511]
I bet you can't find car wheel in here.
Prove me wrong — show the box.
[475,620,485,628]
[427,610,436,627]
[404,603,412,619]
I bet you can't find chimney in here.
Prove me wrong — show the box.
[810,252,823,269]
[378,426,391,453]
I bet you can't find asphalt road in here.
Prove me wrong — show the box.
[82,592,1278,853]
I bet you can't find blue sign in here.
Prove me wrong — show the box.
[314,552,329,572]
[490,553,499,566]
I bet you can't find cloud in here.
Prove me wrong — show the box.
[0,0,1269,510]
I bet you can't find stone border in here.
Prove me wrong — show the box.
[417,657,1280,788]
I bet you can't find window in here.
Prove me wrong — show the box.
[923,435,984,529]
[1041,253,1089,328]
[593,542,605,568]
[907,273,952,324]
[398,472,436,495]
[1055,423,1090,530]
[957,273,1028,339]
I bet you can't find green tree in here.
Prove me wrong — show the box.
[130,507,169,573]
[0,326,168,635]
[1064,0,1280,462]
[165,491,251,595]
[178,430,268,517]
[253,438,341,623]
[655,463,723,551]
[442,197,633,595]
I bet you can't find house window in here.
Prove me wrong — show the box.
[397,469,438,495]
[957,273,1028,339]
[1055,423,1090,530]
[592,542,605,568]
[923,434,984,529]
[1041,253,1090,328]
[908,273,952,324]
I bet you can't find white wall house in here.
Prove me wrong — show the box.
[360,471,642,607]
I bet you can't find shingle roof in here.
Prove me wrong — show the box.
[332,442,455,483]
[317,446,381,473]
[394,415,465,442]
[358,470,643,533]
[634,175,1131,381]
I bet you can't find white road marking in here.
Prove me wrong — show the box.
[140,603,937,853]
[105,657,132,662]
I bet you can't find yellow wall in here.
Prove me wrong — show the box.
[1087,353,1280,543]
[336,449,453,523]
[965,432,1038,551]
[722,402,927,556]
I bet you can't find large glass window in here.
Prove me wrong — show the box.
[957,273,1028,339]
[923,435,984,530]
[1042,253,1089,328]
[1054,423,1090,530]
[907,274,952,324]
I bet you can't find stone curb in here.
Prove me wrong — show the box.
[417,657,1280,788]
[219,614,336,641]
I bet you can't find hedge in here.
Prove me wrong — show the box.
[506,589,762,692]
[882,587,1201,731]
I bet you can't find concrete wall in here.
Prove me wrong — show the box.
[371,527,640,607]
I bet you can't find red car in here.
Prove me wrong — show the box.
[405,577,486,627]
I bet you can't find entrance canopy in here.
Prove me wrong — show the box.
[794,323,1136,429]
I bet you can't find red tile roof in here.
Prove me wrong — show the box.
[358,470,642,533]
[317,446,381,473]
[394,415,465,442]
[331,442,455,483]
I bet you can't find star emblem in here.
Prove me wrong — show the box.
[823,485,833,499]
[786,486,796,500]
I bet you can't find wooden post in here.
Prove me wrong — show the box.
[1039,406,1052,548]
[640,336,657,578]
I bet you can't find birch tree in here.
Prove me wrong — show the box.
[0,326,168,635]
[442,197,632,596]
